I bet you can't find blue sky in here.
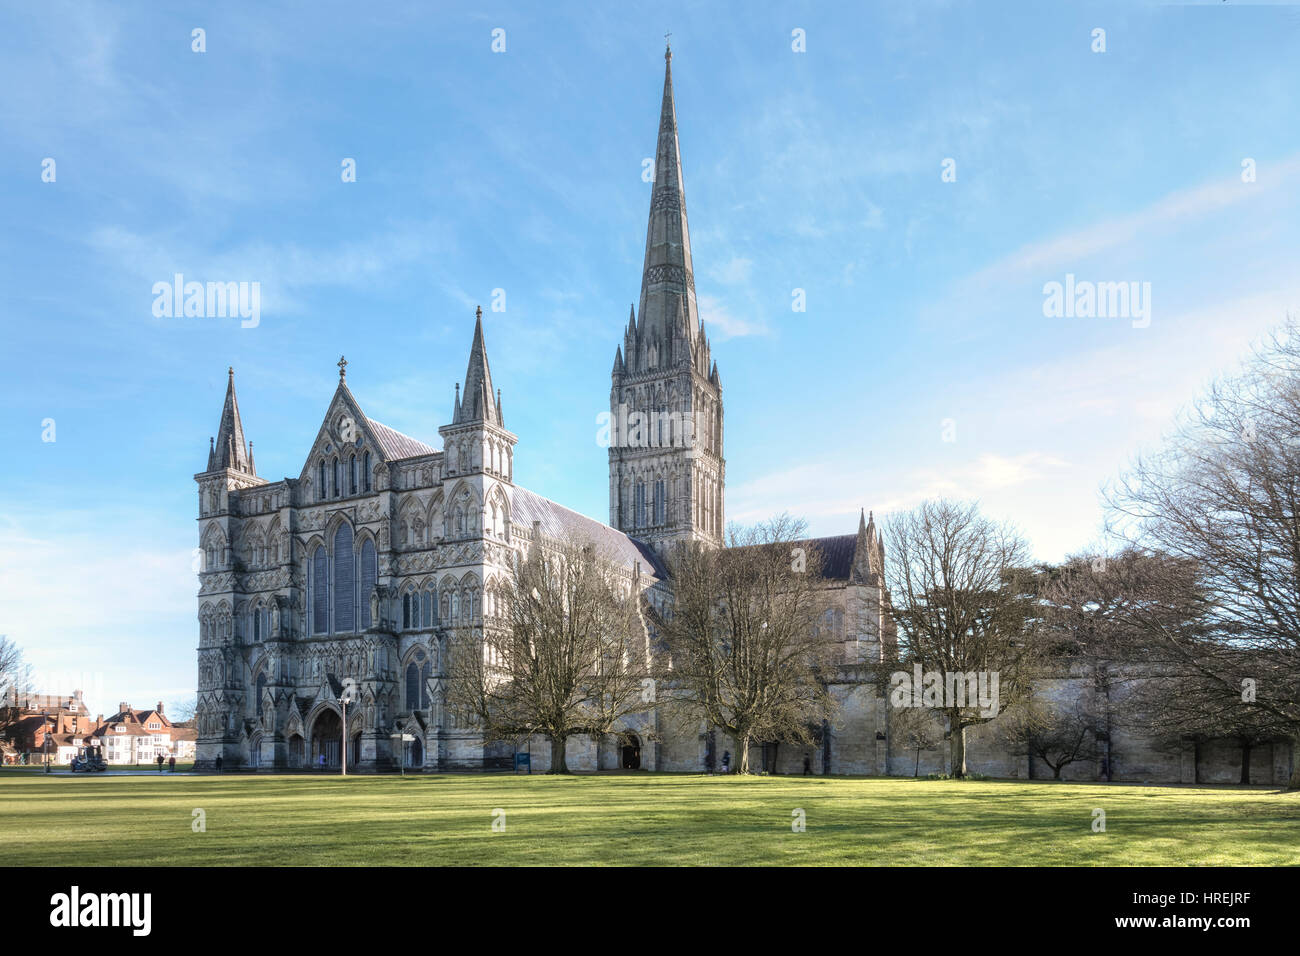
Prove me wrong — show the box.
[2,1,1299,716]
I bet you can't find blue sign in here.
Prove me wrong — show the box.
[514,752,531,773]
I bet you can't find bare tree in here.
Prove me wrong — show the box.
[884,500,1040,777]
[1107,317,1300,787]
[445,534,650,774]
[656,514,834,774]
[1032,548,1207,780]
[1002,697,1101,780]
[0,636,28,702]
[889,704,943,777]
[169,696,198,726]
[0,637,32,745]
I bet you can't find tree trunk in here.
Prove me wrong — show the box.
[736,732,751,774]
[1053,764,1062,780]
[914,747,920,777]
[1240,740,1251,785]
[949,715,967,777]
[549,735,569,774]
[1290,735,1300,790]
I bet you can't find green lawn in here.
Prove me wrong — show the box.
[0,772,1295,866]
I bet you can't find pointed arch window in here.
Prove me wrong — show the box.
[256,672,267,717]
[333,523,355,633]
[363,451,371,492]
[653,480,665,526]
[332,458,341,498]
[252,605,261,641]
[312,545,328,635]
[360,537,377,629]
[402,592,412,629]
[421,590,432,628]
[635,481,646,528]
[317,460,326,502]
[405,663,420,711]
[420,660,432,709]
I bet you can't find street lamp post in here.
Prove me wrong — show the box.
[42,710,51,773]
[390,731,406,776]
[338,695,349,776]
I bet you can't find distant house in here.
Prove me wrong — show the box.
[1,692,101,763]
[90,702,194,764]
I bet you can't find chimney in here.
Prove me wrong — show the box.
[119,702,129,714]
[95,714,102,724]
[157,701,164,714]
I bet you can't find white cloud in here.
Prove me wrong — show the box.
[962,154,1300,290]
[709,256,754,284]
[0,512,196,717]
[697,294,765,340]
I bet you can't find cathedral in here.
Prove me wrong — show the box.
[192,45,896,774]
[193,46,1295,784]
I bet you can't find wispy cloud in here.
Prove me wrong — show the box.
[960,154,1300,291]
[709,256,754,284]
[697,293,766,340]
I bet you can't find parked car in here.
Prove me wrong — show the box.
[70,747,107,773]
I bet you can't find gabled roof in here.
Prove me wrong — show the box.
[513,486,667,580]
[365,417,436,460]
[721,533,859,582]
[300,377,438,482]
[803,534,859,581]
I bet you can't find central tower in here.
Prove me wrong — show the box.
[609,44,725,552]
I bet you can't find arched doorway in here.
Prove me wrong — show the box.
[288,734,304,769]
[620,733,641,770]
[248,734,262,769]
[407,737,423,768]
[312,709,342,769]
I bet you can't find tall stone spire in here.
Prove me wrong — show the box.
[208,367,255,475]
[634,40,698,366]
[454,306,503,426]
[609,45,726,552]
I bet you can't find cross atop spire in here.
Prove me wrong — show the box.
[337,355,347,381]
[664,32,672,59]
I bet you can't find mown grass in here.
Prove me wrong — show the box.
[0,772,1295,866]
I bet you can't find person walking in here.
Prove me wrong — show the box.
[214,753,223,772]
[721,750,731,774]
[168,755,176,772]
[156,754,164,772]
